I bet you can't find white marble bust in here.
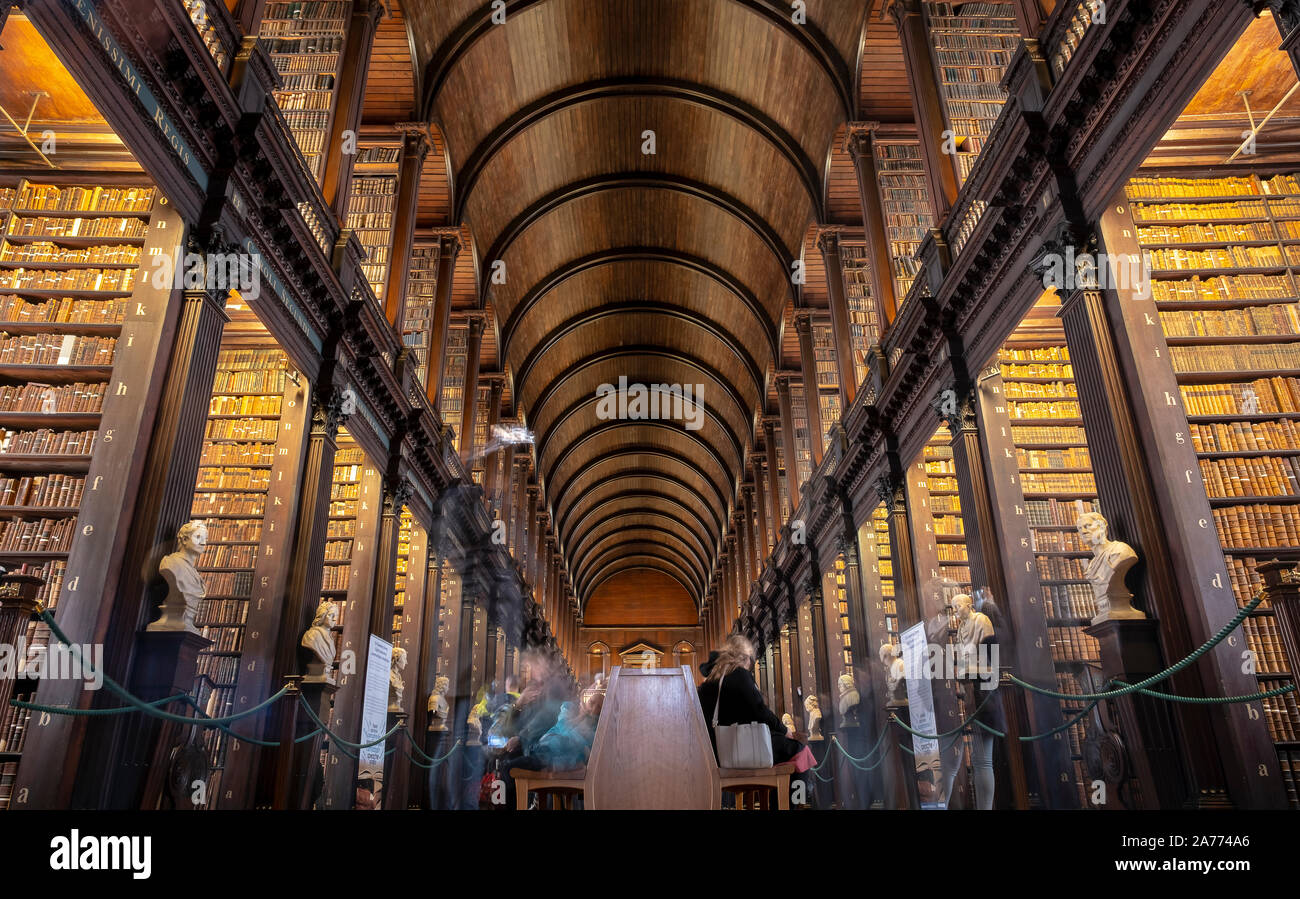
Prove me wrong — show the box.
[781,712,795,737]
[804,693,823,741]
[388,647,407,712]
[837,673,860,723]
[301,601,338,679]
[1076,508,1142,624]
[428,675,450,731]
[879,642,905,702]
[147,521,206,634]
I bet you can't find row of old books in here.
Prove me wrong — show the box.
[192,492,265,517]
[1151,273,1293,304]
[1199,455,1300,498]
[1160,304,1300,338]
[1264,691,1300,743]
[0,516,75,552]
[1137,220,1297,244]
[1037,556,1090,581]
[0,334,115,366]
[324,538,352,561]
[1147,244,1289,271]
[0,428,96,455]
[200,571,253,597]
[194,466,271,490]
[321,561,350,592]
[0,241,141,266]
[208,394,283,416]
[0,473,84,508]
[1225,556,1267,608]
[200,441,276,466]
[198,598,250,627]
[1125,174,1259,198]
[10,184,155,213]
[1243,615,1293,675]
[1004,379,1077,399]
[1213,504,1300,548]
[1008,399,1081,419]
[1024,497,1098,527]
[1048,625,1101,663]
[0,268,135,293]
[204,418,279,441]
[0,382,104,414]
[5,214,147,240]
[1030,528,1087,552]
[1043,584,1097,621]
[0,296,124,324]
[198,543,258,568]
[1010,424,1089,446]
[1018,446,1092,469]
[1170,343,1300,374]
[1180,377,1300,415]
[204,519,262,543]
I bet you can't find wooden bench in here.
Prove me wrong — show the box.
[718,762,797,810]
[509,767,586,810]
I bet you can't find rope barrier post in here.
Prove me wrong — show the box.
[127,627,212,810]
[1259,562,1300,710]
[0,574,42,726]
[1084,615,1181,810]
[272,674,334,810]
[887,700,924,810]
[381,710,408,810]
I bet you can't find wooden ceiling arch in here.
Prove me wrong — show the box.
[586,557,702,606]
[398,0,869,609]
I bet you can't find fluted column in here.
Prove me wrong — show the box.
[428,230,462,408]
[322,0,384,213]
[751,456,771,557]
[775,375,803,507]
[763,419,785,526]
[817,229,858,407]
[481,376,505,510]
[794,312,825,466]
[383,124,431,325]
[844,124,898,323]
[459,315,485,466]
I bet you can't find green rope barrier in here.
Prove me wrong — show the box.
[1008,592,1265,702]
[1124,680,1296,704]
[296,690,402,749]
[185,698,280,747]
[890,689,997,741]
[829,723,891,765]
[9,692,187,716]
[30,607,291,725]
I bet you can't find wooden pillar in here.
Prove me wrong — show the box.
[383,124,430,325]
[459,315,485,466]
[794,312,826,466]
[817,229,858,406]
[752,456,771,557]
[497,441,517,536]
[878,473,921,627]
[785,590,808,718]
[78,279,228,808]
[526,486,540,586]
[1259,562,1300,702]
[449,586,478,808]
[844,124,898,323]
[322,0,383,212]
[1063,209,1285,808]
[889,0,959,221]
[806,573,834,733]
[775,375,803,508]
[513,462,529,563]
[428,231,462,408]
[763,418,785,526]
[412,543,443,808]
[482,377,505,511]
[483,609,498,693]
[368,479,409,640]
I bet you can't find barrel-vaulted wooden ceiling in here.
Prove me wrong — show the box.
[367,0,900,610]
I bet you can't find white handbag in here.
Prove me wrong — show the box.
[711,675,774,769]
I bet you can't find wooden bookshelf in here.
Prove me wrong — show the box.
[924,1,1019,185]
[923,429,972,591]
[344,143,400,304]
[319,436,382,808]
[258,0,349,182]
[1123,171,1300,804]
[788,381,814,490]
[440,324,467,452]
[872,135,934,298]
[400,243,440,392]
[840,242,884,387]
[190,345,307,807]
[0,177,177,807]
[470,383,490,483]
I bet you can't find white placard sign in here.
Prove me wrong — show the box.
[358,634,393,776]
[900,621,945,809]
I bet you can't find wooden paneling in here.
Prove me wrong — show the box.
[360,1,416,123]
[584,570,701,626]
[857,10,913,121]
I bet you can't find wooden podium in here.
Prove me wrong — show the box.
[583,666,720,809]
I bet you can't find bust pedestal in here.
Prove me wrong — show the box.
[886,698,922,811]
[130,630,212,810]
[383,711,409,811]
[272,675,338,810]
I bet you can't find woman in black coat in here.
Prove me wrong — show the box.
[697,635,803,764]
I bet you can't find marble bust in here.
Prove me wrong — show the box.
[879,642,905,702]
[804,693,823,741]
[781,712,795,737]
[388,647,407,712]
[427,675,450,731]
[147,521,207,634]
[1076,508,1142,624]
[837,673,860,725]
[300,601,338,680]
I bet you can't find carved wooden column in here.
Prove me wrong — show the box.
[889,0,959,220]
[448,585,478,809]
[481,376,505,512]
[752,456,771,558]
[369,478,410,640]
[412,537,443,808]
[322,0,384,212]
[1258,562,1300,701]
[763,418,785,526]
[769,621,786,718]
[511,459,528,562]
[383,124,430,325]
[844,123,898,323]
[817,229,858,407]
[428,231,462,408]
[1057,210,1285,808]
[878,473,920,626]
[806,572,834,732]
[794,312,826,466]
[775,375,803,508]
[497,440,517,538]
[526,485,540,587]
[741,487,757,583]
[459,314,486,466]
